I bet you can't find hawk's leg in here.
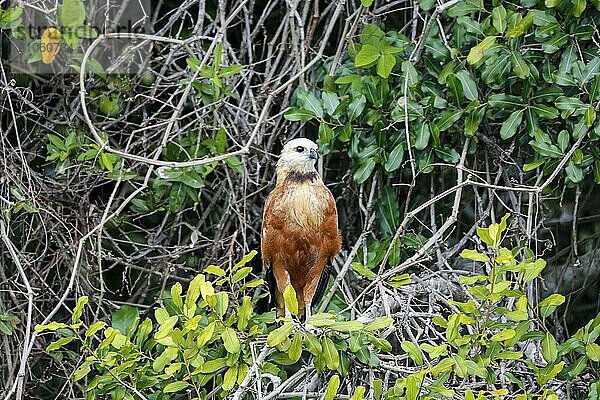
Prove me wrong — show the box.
[304,304,320,333]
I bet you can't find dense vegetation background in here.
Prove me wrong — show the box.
[1,0,599,399]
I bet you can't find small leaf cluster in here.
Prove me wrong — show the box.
[132,127,242,214]
[36,251,270,399]
[186,43,245,106]
[376,215,599,400]
[45,129,126,177]
[36,251,394,399]
[266,284,394,376]
[284,0,600,188]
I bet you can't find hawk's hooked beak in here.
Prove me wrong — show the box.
[309,148,319,160]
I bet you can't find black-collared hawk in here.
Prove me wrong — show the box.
[261,138,342,320]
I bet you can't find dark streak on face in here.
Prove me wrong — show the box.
[287,171,318,183]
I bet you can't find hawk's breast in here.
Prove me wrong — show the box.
[277,182,328,230]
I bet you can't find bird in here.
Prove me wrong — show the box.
[261,138,342,321]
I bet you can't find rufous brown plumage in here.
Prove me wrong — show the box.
[261,138,341,319]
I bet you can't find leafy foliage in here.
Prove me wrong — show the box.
[36,251,393,399]
[286,1,600,187]
[37,218,600,399]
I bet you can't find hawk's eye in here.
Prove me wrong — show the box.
[295,146,304,153]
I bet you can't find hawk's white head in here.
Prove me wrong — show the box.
[276,138,319,174]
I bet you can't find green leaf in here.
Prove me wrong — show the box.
[163,381,189,393]
[171,283,183,309]
[414,123,430,150]
[467,36,496,65]
[586,343,600,362]
[324,375,341,400]
[267,323,294,347]
[460,249,490,262]
[566,161,584,183]
[557,130,570,153]
[330,321,364,332]
[476,227,493,246]
[222,365,238,391]
[401,341,424,365]
[361,0,374,6]
[232,266,252,284]
[377,54,396,78]
[355,44,380,67]
[215,292,229,316]
[365,317,394,332]
[455,70,478,101]
[288,332,303,362]
[73,360,92,381]
[490,329,516,341]
[402,61,419,87]
[58,0,85,28]
[111,305,139,335]
[498,351,524,360]
[187,274,204,308]
[284,107,315,121]
[218,64,244,77]
[511,51,530,79]
[304,331,322,355]
[353,158,376,184]
[71,296,88,323]
[46,336,73,352]
[322,92,340,116]
[347,95,367,120]
[406,373,420,400]
[453,354,468,378]
[221,327,240,354]
[523,259,546,282]
[492,5,507,33]
[457,16,484,36]
[85,321,106,338]
[307,313,336,327]
[198,357,227,374]
[435,108,463,131]
[335,74,361,85]
[585,106,597,127]
[384,143,404,172]
[155,315,178,340]
[543,32,569,53]
[283,285,299,316]
[524,159,545,171]
[488,94,523,109]
[351,262,377,279]
[572,0,587,16]
[297,90,323,119]
[322,336,340,370]
[318,123,333,148]
[376,186,400,236]
[582,57,600,84]
[529,140,562,158]
[465,108,485,136]
[135,318,152,347]
[197,321,215,348]
[205,265,226,276]
[542,332,558,363]
[539,294,565,317]
[389,273,411,288]
[555,96,585,113]
[233,250,258,270]
[350,386,366,400]
[500,110,524,140]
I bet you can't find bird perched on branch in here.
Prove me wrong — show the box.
[261,138,342,320]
